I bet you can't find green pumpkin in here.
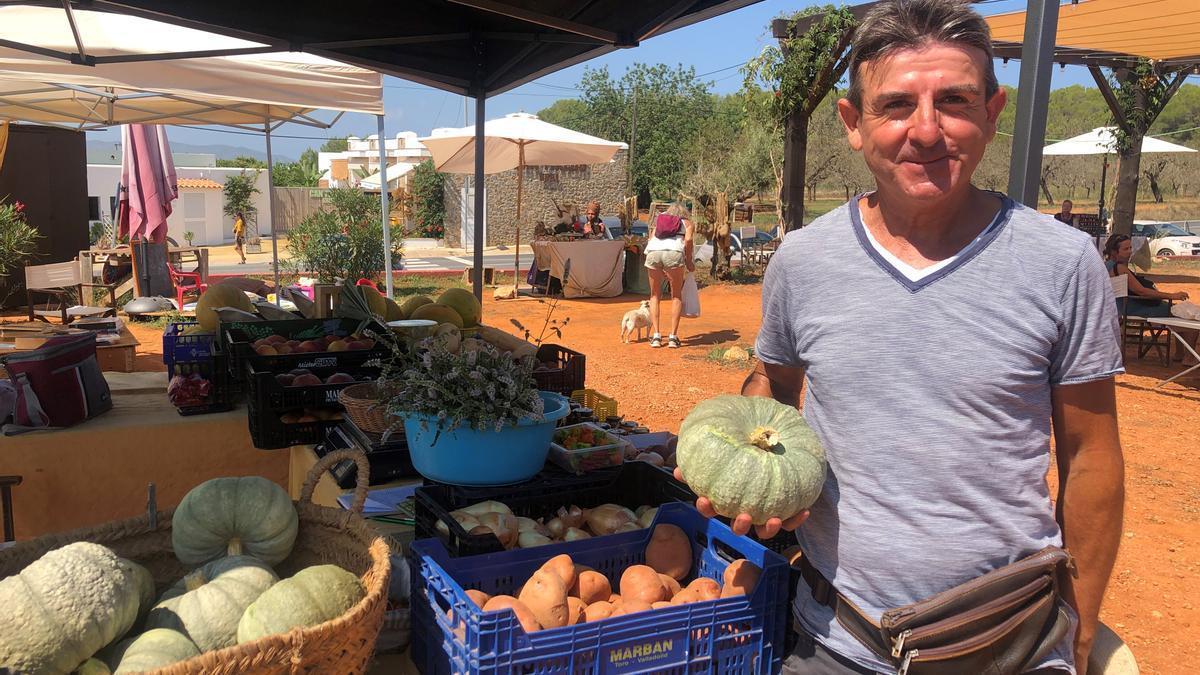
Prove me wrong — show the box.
[145,556,278,652]
[118,558,156,627]
[237,565,364,643]
[676,395,826,525]
[0,542,142,675]
[171,476,298,566]
[73,658,111,675]
[109,629,199,674]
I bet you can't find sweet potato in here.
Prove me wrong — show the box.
[645,524,691,580]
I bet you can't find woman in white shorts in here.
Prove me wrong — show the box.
[643,202,695,348]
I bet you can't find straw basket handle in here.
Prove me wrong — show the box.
[300,448,371,514]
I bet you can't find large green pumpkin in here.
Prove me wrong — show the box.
[120,558,156,627]
[676,395,826,525]
[108,629,199,674]
[0,542,141,675]
[237,565,364,643]
[145,556,278,652]
[172,476,298,566]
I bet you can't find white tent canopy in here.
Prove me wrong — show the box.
[359,163,418,191]
[0,5,384,129]
[1043,127,1198,156]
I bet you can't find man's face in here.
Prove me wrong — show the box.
[838,42,1006,203]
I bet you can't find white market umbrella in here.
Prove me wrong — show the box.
[1043,126,1196,226]
[419,112,626,285]
[359,162,418,191]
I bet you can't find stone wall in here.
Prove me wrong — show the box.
[444,149,628,248]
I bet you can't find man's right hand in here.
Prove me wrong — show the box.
[673,467,809,539]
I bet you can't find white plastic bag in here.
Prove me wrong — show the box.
[681,273,701,318]
[1171,300,1200,321]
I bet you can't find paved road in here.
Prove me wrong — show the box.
[209,253,535,276]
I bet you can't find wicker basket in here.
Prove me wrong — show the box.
[0,449,391,675]
[339,382,393,435]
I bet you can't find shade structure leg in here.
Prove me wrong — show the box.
[378,114,393,298]
[1006,0,1059,207]
[515,142,524,289]
[264,120,280,305]
[473,95,485,302]
[1098,155,1110,225]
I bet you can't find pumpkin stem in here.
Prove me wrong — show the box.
[183,569,208,592]
[227,537,243,557]
[748,426,780,451]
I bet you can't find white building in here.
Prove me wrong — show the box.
[86,164,272,247]
[318,132,430,189]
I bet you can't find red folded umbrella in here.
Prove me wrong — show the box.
[119,124,178,244]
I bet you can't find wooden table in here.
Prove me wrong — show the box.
[3,373,288,540]
[96,326,140,372]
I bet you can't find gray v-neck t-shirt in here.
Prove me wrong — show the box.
[755,194,1124,673]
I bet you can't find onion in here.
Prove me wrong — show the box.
[518,531,554,548]
[438,511,482,538]
[586,504,638,535]
[460,500,513,517]
[516,517,551,537]
[563,527,591,542]
[635,505,652,518]
[556,505,585,529]
[635,451,664,467]
[545,517,567,539]
[637,507,658,529]
[615,521,642,533]
[476,512,517,548]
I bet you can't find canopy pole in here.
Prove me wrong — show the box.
[378,114,394,298]
[473,94,485,302]
[1097,155,1110,225]
[515,141,524,289]
[1006,0,1058,207]
[264,119,280,305]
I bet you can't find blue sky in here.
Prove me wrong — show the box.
[85,0,1179,160]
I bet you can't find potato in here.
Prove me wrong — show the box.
[608,593,622,605]
[651,601,673,610]
[482,595,541,633]
[619,565,669,604]
[518,569,570,629]
[670,588,701,605]
[687,577,722,602]
[566,597,587,625]
[612,599,653,617]
[646,524,692,580]
[465,589,491,607]
[658,573,681,598]
[570,570,612,605]
[540,554,577,589]
[720,560,762,598]
[584,601,614,622]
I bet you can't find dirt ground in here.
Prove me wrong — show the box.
[66,264,1200,674]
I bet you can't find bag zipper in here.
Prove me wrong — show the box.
[902,594,1049,663]
[898,574,1051,649]
[882,547,1068,629]
[2,334,94,364]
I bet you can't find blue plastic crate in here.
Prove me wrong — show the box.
[163,321,215,376]
[410,502,789,675]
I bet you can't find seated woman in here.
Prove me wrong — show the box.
[581,201,607,239]
[1104,233,1197,364]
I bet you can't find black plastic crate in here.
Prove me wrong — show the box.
[247,405,341,450]
[168,349,234,416]
[245,360,380,414]
[221,317,390,383]
[531,344,585,395]
[315,422,417,488]
[415,461,694,557]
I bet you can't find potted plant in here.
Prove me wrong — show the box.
[184,230,195,246]
[377,333,569,486]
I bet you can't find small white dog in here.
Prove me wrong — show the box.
[620,300,652,343]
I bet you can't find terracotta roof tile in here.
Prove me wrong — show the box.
[177,178,223,189]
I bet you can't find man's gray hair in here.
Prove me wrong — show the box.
[846,0,998,108]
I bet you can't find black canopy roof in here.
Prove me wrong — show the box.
[75,0,761,96]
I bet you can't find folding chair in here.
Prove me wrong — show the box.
[167,263,208,310]
[25,261,118,324]
[1110,274,1170,364]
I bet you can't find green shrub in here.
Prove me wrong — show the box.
[285,188,402,284]
[0,198,41,303]
[411,160,446,239]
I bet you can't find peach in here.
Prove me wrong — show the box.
[254,344,278,356]
[326,340,348,352]
[291,373,323,387]
[325,372,355,384]
[274,373,295,387]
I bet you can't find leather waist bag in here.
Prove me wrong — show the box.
[799,546,1074,675]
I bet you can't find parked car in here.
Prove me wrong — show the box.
[1131,220,1200,257]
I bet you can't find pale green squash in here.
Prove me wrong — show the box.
[0,542,141,675]
[676,395,826,525]
[118,558,156,626]
[145,556,278,652]
[171,476,298,566]
[109,629,199,674]
[237,565,364,643]
[73,658,110,675]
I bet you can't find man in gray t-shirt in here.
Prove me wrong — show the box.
[676,1,1126,674]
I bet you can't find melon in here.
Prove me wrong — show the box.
[676,395,826,525]
[358,285,389,318]
[383,297,405,322]
[195,283,254,332]
[437,287,482,327]
[410,303,464,328]
[398,295,433,318]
